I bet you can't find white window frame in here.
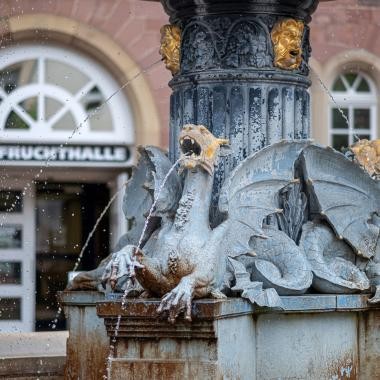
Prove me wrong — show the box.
[0,179,35,332]
[329,72,377,147]
[0,44,134,145]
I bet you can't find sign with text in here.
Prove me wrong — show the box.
[0,144,132,166]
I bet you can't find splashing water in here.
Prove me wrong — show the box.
[50,182,127,330]
[104,154,186,379]
[46,58,162,166]
[137,155,187,251]
[310,66,350,129]
[0,59,162,219]
[40,60,162,330]
[1,58,161,327]
[73,183,128,273]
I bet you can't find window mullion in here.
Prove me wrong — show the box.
[74,80,96,101]
[349,106,354,131]
[11,104,37,128]
[349,106,354,146]
[330,72,377,150]
[371,105,377,139]
[352,74,362,92]
[341,75,350,91]
[37,57,45,123]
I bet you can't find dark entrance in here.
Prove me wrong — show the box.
[35,182,110,330]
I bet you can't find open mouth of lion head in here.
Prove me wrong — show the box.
[180,136,202,157]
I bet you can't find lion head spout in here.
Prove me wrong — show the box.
[159,25,181,75]
[271,18,304,70]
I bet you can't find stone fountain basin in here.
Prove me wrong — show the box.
[59,291,380,380]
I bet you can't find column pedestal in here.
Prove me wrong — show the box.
[97,298,255,379]
[97,295,380,380]
[58,291,108,380]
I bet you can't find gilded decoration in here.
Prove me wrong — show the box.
[350,139,380,179]
[271,18,304,70]
[159,24,181,75]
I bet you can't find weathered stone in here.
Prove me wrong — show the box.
[58,291,108,380]
[162,0,318,219]
[0,331,67,380]
[96,295,380,380]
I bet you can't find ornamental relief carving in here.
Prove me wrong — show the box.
[181,22,218,72]
[223,21,272,68]
[179,16,309,74]
[300,26,311,75]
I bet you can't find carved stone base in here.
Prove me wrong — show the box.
[58,291,108,380]
[96,295,380,380]
[97,298,255,379]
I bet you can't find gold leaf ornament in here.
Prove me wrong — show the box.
[271,18,304,70]
[350,139,380,179]
[159,24,181,75]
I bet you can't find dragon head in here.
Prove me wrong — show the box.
[179,124,229,175]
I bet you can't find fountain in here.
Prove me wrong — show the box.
[59,0,380,379]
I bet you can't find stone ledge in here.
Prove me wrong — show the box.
[279,294,374,312]
[97,298,254,340]
[96,294,380,341]
[0,356,65,379]
[57,290,106,306]
[97,297,253,321]
[0,331,68,358]
[97,293,380,320]
[104,318,216,339]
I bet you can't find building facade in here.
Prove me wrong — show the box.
[310,0,380,149]
[0,0,170,332]
[0,0,378,332]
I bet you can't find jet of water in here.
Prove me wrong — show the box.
[0,59,162,216]
[105,154,187,379]
[50,182,127,330]
[310,66,350,129]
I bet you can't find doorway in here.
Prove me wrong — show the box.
[35,182,110,330]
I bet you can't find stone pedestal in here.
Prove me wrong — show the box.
[97,295,380,380]
[58,291,108,380]
[97,298,255,379]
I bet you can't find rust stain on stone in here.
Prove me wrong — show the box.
[326,353,357,380]
[64,332,108,379]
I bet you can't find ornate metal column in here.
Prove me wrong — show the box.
[160,0,319,221]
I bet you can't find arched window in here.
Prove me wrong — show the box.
[329,72,377,150]
[0,44,134,145]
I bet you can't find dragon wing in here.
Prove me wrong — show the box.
[217,140,310,257]
[122,146,182,246]
[301,145,380,259]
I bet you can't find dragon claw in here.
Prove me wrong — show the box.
[157,284,193,323]
[102,245,144,289]
[368,285,380,304]
[210,289,227,299]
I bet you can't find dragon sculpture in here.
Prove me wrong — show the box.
[68,125,380,322]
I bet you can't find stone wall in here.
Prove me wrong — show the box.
[0,331,67,379]
[311,0,380,64]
